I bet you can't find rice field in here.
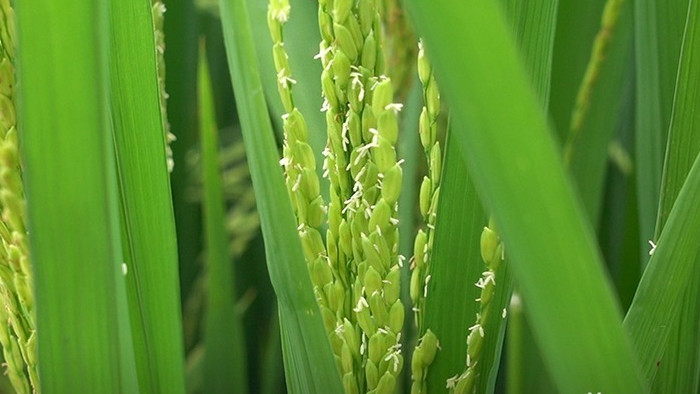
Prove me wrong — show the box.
[1,0,699,393]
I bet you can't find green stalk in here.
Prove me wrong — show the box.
[563,0,634,224]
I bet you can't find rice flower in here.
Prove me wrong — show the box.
[151,0,176,172]
[0,1,38,392]
[448,219,505,394]
[409,40,443,394]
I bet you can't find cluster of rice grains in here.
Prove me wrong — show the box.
[408,41,441,394]
[151,0,176,173]
[267,2,507,393]
[0,1,38,393]
[268,0,404,393]
[447,220,505,393]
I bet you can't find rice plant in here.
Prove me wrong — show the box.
[2,0,700,393]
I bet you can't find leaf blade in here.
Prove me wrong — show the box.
[404,1,645,392]
[217,0,343,391]
[15,1,137,391]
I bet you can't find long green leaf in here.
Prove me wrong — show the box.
[500,0,558,109]
[109,1,187,391]
[623,151,700,388]
[404,1,645,392]
[218,0,342,392]
[199,44,249,394]
[424,1,557,392]
[499,3,558,393]
[627,1,700,390]
[423,131,487,393]
[634,0,690,265]
[654,0,700,235]
[15,1,138,391]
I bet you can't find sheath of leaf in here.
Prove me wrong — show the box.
[0,1,38,393]
[447,219,505,394]
[409,40,443,394]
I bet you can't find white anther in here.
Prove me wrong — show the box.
[648,240,657,256]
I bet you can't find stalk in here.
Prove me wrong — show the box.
[563,0,626,165]
[0,2,37,392]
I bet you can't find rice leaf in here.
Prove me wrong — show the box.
[500,0,558,109]
[626,1,700,390]
[15,1,138,391]
[623,151,700,389]
[218,0,342,391]
[634,0,690,265]
[109,1,188,391]
[404,1,645,392]
[261,306,284,394]
[422,1,557,391]
[199,43,249,394]
[422,129,487,393]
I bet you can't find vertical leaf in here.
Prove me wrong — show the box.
[199,45,249,394]
[109,0,187,391]
[643,1,700,390]
[218,0,342,392]
[623,153,700,389]
[634,0,690,263]
[422,1,558,392]
[423,132,487,393]
[15,1,138,391]
[404,1,645,392]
